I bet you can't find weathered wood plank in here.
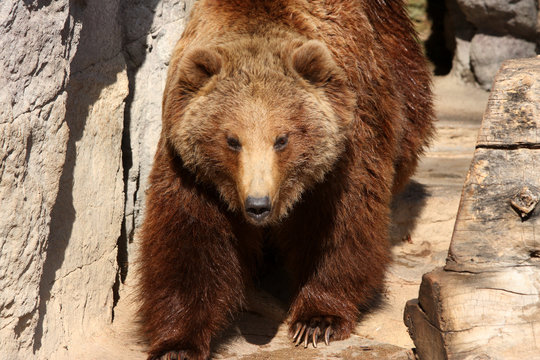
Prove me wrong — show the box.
[404,58,540,360]
[414,268,540,359]
[419,268,540,332]
[446,148,540,272]
[476,57,540,147]
[447,57,540,273]
[403,299,446,360]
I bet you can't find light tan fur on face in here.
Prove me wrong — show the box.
[235,100,280,220]
[238,136,279,204]
[165,35,355,225]
[239,142,277,205]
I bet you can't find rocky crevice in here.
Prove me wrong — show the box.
[118,0,195,289]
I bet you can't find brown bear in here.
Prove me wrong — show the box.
[138,0,434,359]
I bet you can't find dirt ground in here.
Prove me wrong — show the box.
[84,74,490,360]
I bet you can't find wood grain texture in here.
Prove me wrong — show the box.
[476,57,540,148]
[403,299,446,360]
[405,57,540,360]
[411,268,540,359]
[446,148,540,272]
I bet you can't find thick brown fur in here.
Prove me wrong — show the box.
[138,1,434,359]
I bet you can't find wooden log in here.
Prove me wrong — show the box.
[404,299,446,360]
[446,147,540,272]
[476,57,540,148]
[404,57,540,359]
[405,267,540,360]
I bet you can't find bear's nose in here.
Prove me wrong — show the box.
[245,196,271,221]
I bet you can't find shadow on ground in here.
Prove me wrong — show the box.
[390,181,430,246]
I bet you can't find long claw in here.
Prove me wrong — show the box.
[312,327,320,348]
[292,323,302,341]
[295,324,307,346]
[324,327,331,346]
[303,330,309,348]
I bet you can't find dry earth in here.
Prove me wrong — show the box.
[83,74,490,360]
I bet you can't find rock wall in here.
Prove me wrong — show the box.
[445,0,539,89]
[121,0,195,285]
[0,0,128,358]
[0,0,194,357]
[0,1,73,356]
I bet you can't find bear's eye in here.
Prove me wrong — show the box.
[227,136,242,151]
[274,135,288,151]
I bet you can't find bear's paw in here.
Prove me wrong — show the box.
[291,315,351,349]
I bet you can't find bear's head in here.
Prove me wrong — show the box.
[163,39,355,225]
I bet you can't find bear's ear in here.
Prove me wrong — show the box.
[178,47,222,91]
[292,40,338,86]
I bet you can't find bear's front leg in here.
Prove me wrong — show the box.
[283,175,391,348]
[139,158,253,360]
[287,233,390,348]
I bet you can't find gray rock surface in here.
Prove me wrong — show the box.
[457,0,538,39]
[470,34,536,89]
[0,1,76,357]
[447,0,539,89]
[0,0,127,358]
[121,0,194,284]
[1,0,194,357]
[445,0,476,83]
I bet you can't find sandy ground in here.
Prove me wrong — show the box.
[85,74,490,360]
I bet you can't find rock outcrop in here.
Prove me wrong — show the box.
[0,1,73,356]
[0,0,194,358]
[0,0,127,358]
[446,0,539,89]
[121,0,195,285]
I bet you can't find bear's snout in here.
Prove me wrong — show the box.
[245,196,271,222]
